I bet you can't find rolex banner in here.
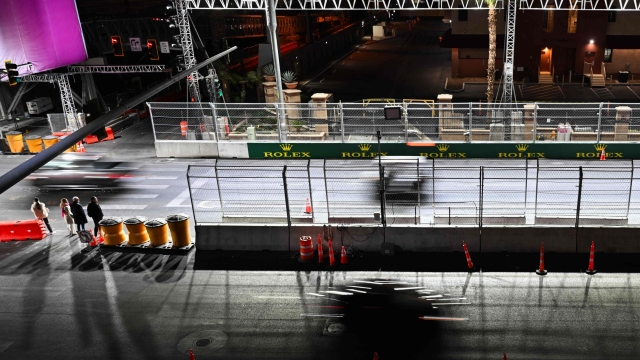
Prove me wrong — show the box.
[247,142,638,159]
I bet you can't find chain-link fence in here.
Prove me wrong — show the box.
[187,158,640,227]
[150,101,640,143]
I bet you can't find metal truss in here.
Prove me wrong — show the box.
[186,0,640,10]
[174,0,201,102]
[57,75,78,129]
[501,0,516,104]
[68,65,167,73]
[17,74,62,83]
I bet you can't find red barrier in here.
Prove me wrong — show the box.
[0,220,47,242]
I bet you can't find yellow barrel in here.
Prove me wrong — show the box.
[123,216,149,245]
[6,131,24,153]
[42,135,59,149]
[25,135,43,153]
[144,218,169,246]
[98,217,127,245]
[60,136,77,153]
[166,213,192,247]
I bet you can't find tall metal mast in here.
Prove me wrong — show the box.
[501,0,516,104]
[173,0,200,102]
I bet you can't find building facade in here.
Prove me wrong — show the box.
[441,9,640,82]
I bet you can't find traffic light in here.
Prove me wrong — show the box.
[111,36,124,57]
[214,78,223,99]
[147,39,159,60]
[4,61,19,86]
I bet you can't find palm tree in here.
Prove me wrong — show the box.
[486,0,498,103]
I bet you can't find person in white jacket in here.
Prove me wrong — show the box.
[60,198,75,236]
[31,198,54,235]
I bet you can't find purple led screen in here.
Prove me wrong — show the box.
[0,0,87,79]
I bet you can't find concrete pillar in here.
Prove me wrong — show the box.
[523,104,535,141]
[263,82,277,103]
[311,93,331,120]
[437,94,453,138]
[511,111,524,141]
[615,106,631,141]
[283,89,302,132]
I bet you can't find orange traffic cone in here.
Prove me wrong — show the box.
[304,198,312,214]
[317,234,324,263]
[188,349,196,360]
[373,352,379,360]
[503,353,507,360]
[462,241,474,270]
[340,246,348,265]
[600,148,606,161]
[536,242,547,275]
[586,241,597,275]
[328,240,335,267]
[76,142,86,153]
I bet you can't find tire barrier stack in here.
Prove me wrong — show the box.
[98,214,194,254]
[0,219,48,242]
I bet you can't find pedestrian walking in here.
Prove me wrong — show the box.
[60,198,75,235]
[31,198,54,235]
[86,196,104,237]
[69,197,88,234]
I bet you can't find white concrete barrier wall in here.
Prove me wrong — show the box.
[155,140,219,158]
[217,142,249,158]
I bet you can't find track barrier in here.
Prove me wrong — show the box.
[462,241,474,270]
[145,218,170,246]
[586,241,597,275]
[536,242,547,275]
[0,219,47,242]
[317,234,323,263]
[299,236,314,262]
[123,216,150,245]
[166,213,192,247]
[99,217,127,245]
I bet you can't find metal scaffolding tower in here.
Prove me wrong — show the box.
[501,0,516,104]
[173,0,201,102]
[68,65,167,73]
[57,74,78,130]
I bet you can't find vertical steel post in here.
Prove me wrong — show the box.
[377,131,386,242]
[533,102,538,143]
[417,158,421,222]
[282,165,292,251]
[275,103,282,141]
[403,102,409,143]
[186,165,197,225]
[468,103,473,143]
[576,166,583,229]
[214,160,225,218]
[340,102,345,143]
[597,102,603,143]
[524,158,528,210]
[479,166,484,229]
[266,0,285,112]
[534,158,539,219]
[431,158,436,208]
[323,159,330,220]
[307,160,314,223]
[627,160,634,219]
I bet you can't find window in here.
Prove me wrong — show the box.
[567,10,578,33]
[608,11,617,22]
[543,9,554,32]
[458,9,468,21]
[604,48,612,62]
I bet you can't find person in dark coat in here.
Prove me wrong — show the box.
[86,196,104,236]
[69,196,88,233]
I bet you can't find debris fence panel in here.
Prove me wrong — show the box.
[186,159,636,226]
[150,102,640,142]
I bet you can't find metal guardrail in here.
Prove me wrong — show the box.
[186,159,638,227]
[149,101,640,143]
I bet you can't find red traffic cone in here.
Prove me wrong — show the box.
[503,353,507,360]
[340,246,348,265]
[373,352,379,359]
[304,198,312,214]
[76,142,86,153]
[462,241,474,270]
[188,349,196,360]
[328,240,335,267]
[586,241,597,275]
[536,242,547,275]
[317,234,324,263]
[600,148,606,161]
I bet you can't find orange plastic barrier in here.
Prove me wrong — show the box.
[0,220,47,242]
[299,236,313,262]
[180,121,188,136]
